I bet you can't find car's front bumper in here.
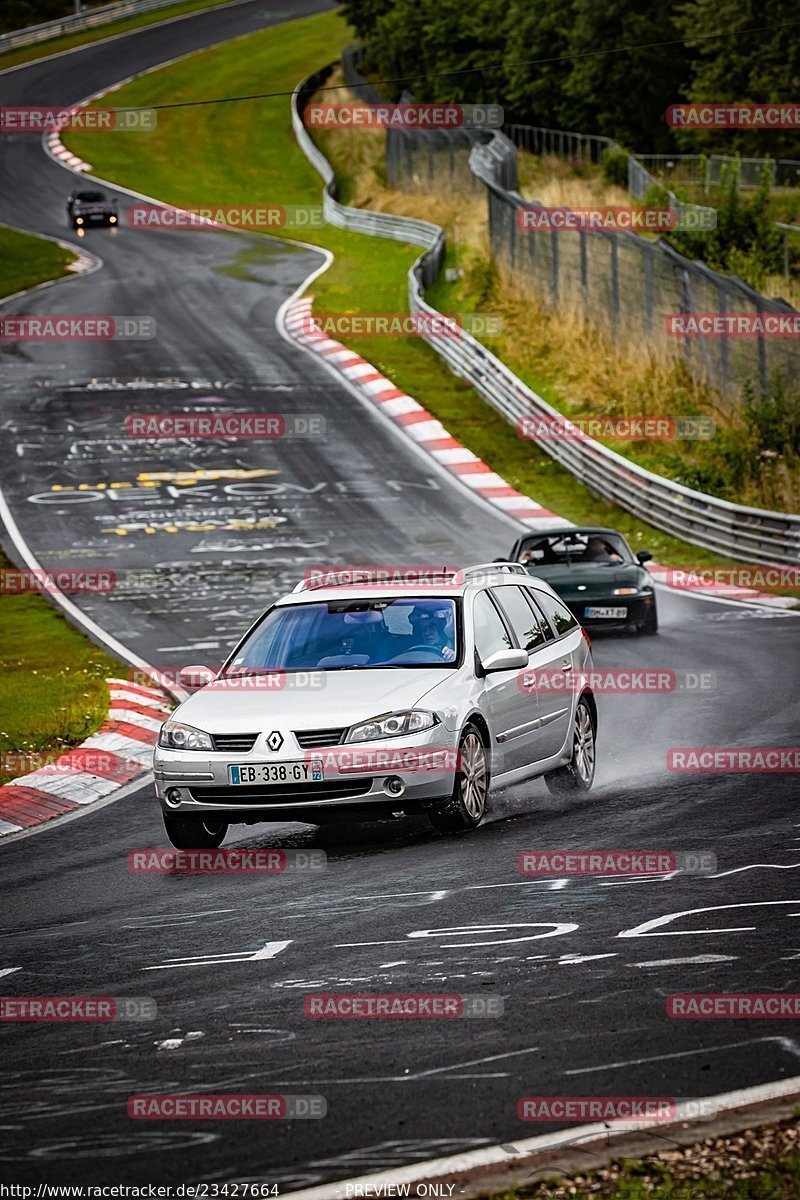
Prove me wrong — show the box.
[565,592,655,630]
[153,731,458,820]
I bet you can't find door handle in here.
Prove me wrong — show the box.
[560,661,573,671]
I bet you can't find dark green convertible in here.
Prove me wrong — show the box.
[508,526,658,635]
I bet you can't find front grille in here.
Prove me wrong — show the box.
[294,727,347,749]
[189,780,374,805]
[212,733,258,753]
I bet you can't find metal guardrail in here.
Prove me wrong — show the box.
[292,69,800,566]
[0,0,195,52]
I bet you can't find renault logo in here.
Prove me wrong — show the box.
[266,731,284,752]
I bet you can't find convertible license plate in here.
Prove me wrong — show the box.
[584,606,627,619]
[228,760,323,786]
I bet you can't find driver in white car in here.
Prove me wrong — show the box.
[411,607,456,662]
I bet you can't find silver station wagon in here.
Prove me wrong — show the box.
[154,564,597,847]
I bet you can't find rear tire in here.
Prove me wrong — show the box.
[544,697,596,795]
[428,725,488,832]
[163,814,228,849]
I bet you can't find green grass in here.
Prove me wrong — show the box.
[0,0,247,72]
[0,554,122,785]
[61,9,789,577]
[0,223,75,298]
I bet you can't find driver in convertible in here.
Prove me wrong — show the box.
[411,607,456,662]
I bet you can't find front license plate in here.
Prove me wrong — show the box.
[584,606,627,619]
[228,759,323,786]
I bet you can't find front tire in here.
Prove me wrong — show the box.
[163,814,228,849]
[428,725,488,832]
[544,697,596,795]
[639,605,658,635]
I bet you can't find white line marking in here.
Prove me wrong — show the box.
[618,900,800,939]
[631,954,737,967]
[564,1037,800,1074]
[144,939,291,970]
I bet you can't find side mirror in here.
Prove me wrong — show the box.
[481,648,529,673]
[178,664,214,689]
[636,550,653,564]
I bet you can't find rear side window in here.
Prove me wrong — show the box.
[472,591,512,661]
[492,585,550,651]
[537,590,579,636]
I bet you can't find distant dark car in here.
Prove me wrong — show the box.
[67,189,118,229]
[508,526,658,634]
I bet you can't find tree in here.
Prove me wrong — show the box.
[502,0,578,129]
[562,0,692,151]
[676,0,800,159]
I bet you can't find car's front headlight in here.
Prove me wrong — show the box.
[158,721,213,751]
[612,587,639,595]
[346,710,439,743]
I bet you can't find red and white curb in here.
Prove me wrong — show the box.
[284,297,564,530]
[45,108,91,172]
[0,678,170,839]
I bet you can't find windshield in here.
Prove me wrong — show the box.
[223,597,460,672]
[76,191,106,202]
[517,532,632,567]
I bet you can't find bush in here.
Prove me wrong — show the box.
[668,162,785,288]
[601,147,629,189]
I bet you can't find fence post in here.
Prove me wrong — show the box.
[755,298,767,390]
[643,244,653,336]
[551,230,559,303]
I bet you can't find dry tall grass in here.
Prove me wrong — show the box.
[310,78,800,512]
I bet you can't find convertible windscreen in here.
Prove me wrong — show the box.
[223,598,460,672]
[518,532,632,566]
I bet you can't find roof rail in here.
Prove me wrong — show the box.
[460,561,527,580]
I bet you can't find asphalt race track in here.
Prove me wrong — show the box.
[1,3,800,1190]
